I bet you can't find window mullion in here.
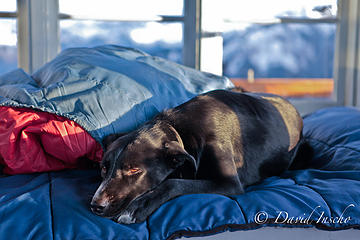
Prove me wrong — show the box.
[183,0,201,70]
[333,0,360,106]
[17,0,60,74]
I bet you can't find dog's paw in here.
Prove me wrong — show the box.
[116,211,136,224]
[130,208,150,223]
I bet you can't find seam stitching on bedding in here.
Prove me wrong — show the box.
[145,217,152,240]
[48,173,55,240]
[226,196,248,224]
[305,137,360,154]
[287,177,332,216]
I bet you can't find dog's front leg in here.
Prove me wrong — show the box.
[117,178,243,224]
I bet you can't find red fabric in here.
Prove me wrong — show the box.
[0,106,103,175]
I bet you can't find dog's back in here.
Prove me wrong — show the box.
[160,90,303,186]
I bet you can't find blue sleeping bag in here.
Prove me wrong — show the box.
[0,45,233,144]
[0,46,359,239]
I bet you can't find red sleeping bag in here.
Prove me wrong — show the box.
[0,106,103,175]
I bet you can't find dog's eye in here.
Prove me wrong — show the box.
[127,168,142,175]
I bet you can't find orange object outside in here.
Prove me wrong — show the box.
[231,78,334,98]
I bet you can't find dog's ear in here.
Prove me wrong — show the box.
[102,133,127,150]
[164,141,197,174]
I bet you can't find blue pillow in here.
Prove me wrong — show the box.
[303,107,360,170]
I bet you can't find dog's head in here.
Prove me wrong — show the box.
[90,122,196,218]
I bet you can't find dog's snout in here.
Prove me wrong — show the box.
[90,200,108,215]
[90,195,110,215]
[90,202,106,215]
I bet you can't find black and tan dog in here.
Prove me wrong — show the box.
[90,90,303,224]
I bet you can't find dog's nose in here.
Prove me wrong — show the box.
[90,202,107,215]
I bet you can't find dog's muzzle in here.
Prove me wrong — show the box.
[90,200,108,215]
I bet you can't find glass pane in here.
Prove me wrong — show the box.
[203,0,337,98]
[203,0,337,32]
[59,0,183,18]
[223,23,335,98]
[223,23,335,79]
[0,0,16,12]
[0,19,17,75]
[60,20,183,64]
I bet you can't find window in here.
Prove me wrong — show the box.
[202,0,337,100]
[59,0,183,64]
[0,1,17,75]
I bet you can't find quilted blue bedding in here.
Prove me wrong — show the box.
[0,46,359,239]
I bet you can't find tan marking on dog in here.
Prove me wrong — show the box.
[262,96,303,151]
[93,183,111,205]
[116,169,122,178]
